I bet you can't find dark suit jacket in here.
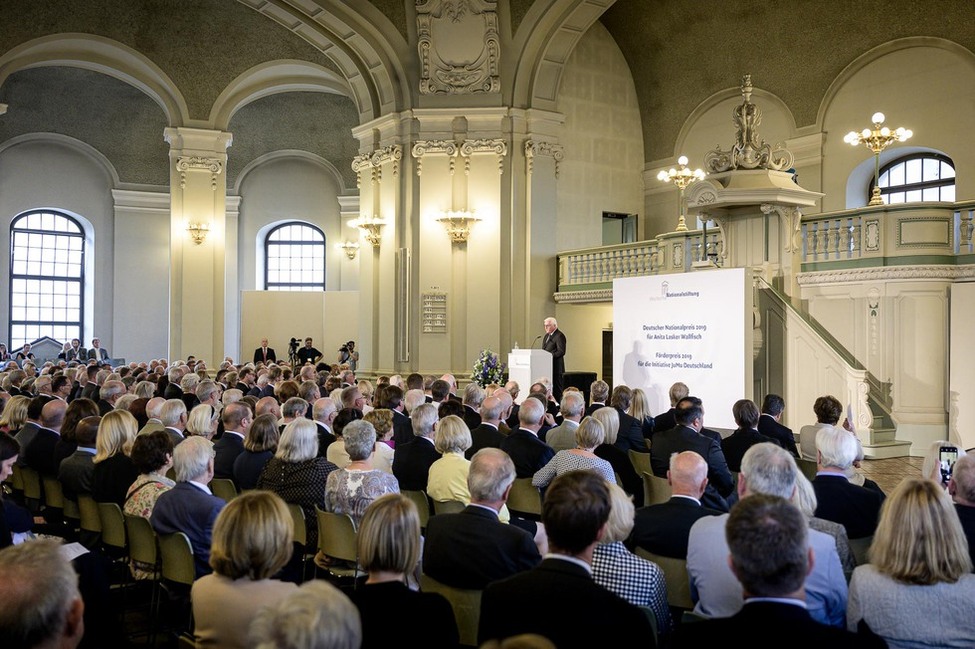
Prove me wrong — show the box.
[673,600,886,648]
[758,414,799,456]
[423,505,542,589]
[391,436,441,491]
[955,504,975,568]
[627,496,721,558]
[315,422,336,458]
[58,449,96,499]
[391,409,414,446]
[88,347,109,362]
[92,453,140,506]
[463,405,482,431]
[479,557,655,648]
[505,403,520,430]
[97,399,114,417]
[542,329,567,395]
[614,407,647,453]
[585,402,606,417]
[253,347,276,364]
[812,473,886,539]
[150,481,226,577]
[653,408,677,436]
[595,443,644,507]
[650,425,734,512]
[720,427,777,472]
[163,383,183,400]
[163,427,185,447]
[466,422,504,459]
[501,429,555,479]
[212,432,245,480]
[23,427,60,476]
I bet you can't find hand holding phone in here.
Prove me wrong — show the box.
[940,446,960,486]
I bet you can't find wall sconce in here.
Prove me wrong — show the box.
[186,222,209,245]
[337,241,360,260]
[437,210,480,243]
[349,215,385,247]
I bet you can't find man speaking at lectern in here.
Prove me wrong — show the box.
[542,317,566,400]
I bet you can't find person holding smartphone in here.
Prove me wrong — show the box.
[921,439,961,489]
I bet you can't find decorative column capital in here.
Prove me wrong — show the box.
[525,139,565,178]
[175,156,224,190]
[352,145,403,186]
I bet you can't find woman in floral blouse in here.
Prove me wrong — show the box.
[124,429,175,578]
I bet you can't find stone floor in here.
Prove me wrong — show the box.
[858,454,924,494]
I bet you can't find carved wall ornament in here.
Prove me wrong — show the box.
[673,242,684,268]
[704,74,794,173]
[554,288,613,303]
[696,191,717,205]
[865,219,881,251]
[352,146,403,185]
[460,138,507,174]
[417,0,500,95]
[525,140,564,178]
[761,203,802,253]
[175,156,223,190]
[412,139,459,176]
[797,265,975,286]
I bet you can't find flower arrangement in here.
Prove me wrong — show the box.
[471,349,507,387]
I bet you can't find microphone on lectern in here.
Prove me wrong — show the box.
[530,335,543,349]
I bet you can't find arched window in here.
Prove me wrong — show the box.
[264,222,326,291]
[873,154,955,204]
[9,210,86,348]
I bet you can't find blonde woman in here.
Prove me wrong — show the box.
[186,403,220,439]
[628,388,655,439]
[532,417,615,489]
[91,409,139,505]
[847,478,975,647]
[427,415,472,504]
[193,491,299,649]
[0,395,30,434]
[592,406,644,507]
[349,494,458,649]
[363,409,397,466]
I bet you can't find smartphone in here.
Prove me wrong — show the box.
[940,446,960,485]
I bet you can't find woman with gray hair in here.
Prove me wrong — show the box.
[531,416,615,489]
[257,418,339,550]
[324,420,399,526]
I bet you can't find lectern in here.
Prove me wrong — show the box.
[507,349,552,404]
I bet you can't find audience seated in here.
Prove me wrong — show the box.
[58,415,101,501]
[363,408,395,453]
[812,426,885,539]
[592,482,672,638]
[466,395,506,459]
[423,448,542,589]
[125,429,176,577]
[91,410,140,506]
[350,493,459,649]
[947,451,975,567]
[590,406,644,507]
[150,436,226,577]
[249,580,361,649]
[792,471,856,577]
[628,450,721,559]
[212,402,250,480]
[427,415,476,504]
[758,393,798,456]
[651,381,688,435]
[542,391,584,453]
[23,398,66,477]
[328,409,394,472]
[232,413,279,491]
[532,417,615,489]
[53,398,100,469]
[720,399,776,472]
[192,491,298,649]
[462,383,485,431]
[391,403,441,491]
[500,398,555,479]
[609,385,645,453]
[687,443,847,627]
[628,388,655,441]
[479,470,655,648]
[847,477,975,647]
[257,419,339,551]
[324,420,399,526]
[674,495,886,648]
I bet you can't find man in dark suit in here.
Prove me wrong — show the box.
[812,426,885,539]
[159,399,189,447]
[87,337,109,362]
[424,448,541,589]
[97,380,125,417]
[212,402,250,481]
[377,385,413,445]
[65,338,86,363]
[585,379,609,417]
[466,395,506,459]
[948,452,975,568]
[479,470,655,647]
[461,383,484,431]
[650,400,734,512]
[312,397,338,457]
[391,403,441,491]
[13,396,46,466]
[253,337,276,364]
[721,399,777,472]
[23,399,67,477]
[628,450,721,559]
[541,316,566,400]
[163,367,184,400]
[673,494,886,648]
[58,416,100,499]
[610,385,648,453]
[758,393,799,456]
[653,381,689,436]
[500,397,555,479]
[150,436,226,577]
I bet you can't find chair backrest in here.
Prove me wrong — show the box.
[641,471,672,506]
[9,463,24,491]
[634,547,693,610]
[124,514,159,568]
[797,458,819,483]
[97,501,127,550]
[20,466,42,501]
[316,508,358,564]
[432,499,467,515]
[628,449,652,477]
[848,535,873,566]
[42,476,64,509]
[63,496,80,520]
[420,572,482,647]
[401,490,431,529]
[77,494,102,533]
[287,503,307,547]
[506,478,542,517]
[209,478,238,502]
[158,532,195,586]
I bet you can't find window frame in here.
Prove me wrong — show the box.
[262,221,327,292]
[8,210,86,349]
[871,153,955,205]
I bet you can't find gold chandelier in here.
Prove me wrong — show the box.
[657,156,705,231]
[844,112,913,206]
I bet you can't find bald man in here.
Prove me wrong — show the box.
[138,396,167,436]
[627,450,722,559]
[23,398,67,477]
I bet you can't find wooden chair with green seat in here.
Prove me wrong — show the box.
[848,535,873,567]
[634,547,694,611]
[125,514,161,646]
[315,507,366,588]
[286,502,314,582]
[432,499,467,515]
[41,474,67,528]
[76,493,102,549]
[641,471,672,506]
[420,572,483,647]
[401,490,431,531]
[8,462,25,499]
[157,531,196,641]
[629,448,652,477]
[209,478,238,502]
[506,478,542,518]
[19,465,43,513]
[97,501,129,565]
[797,457,819,483]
